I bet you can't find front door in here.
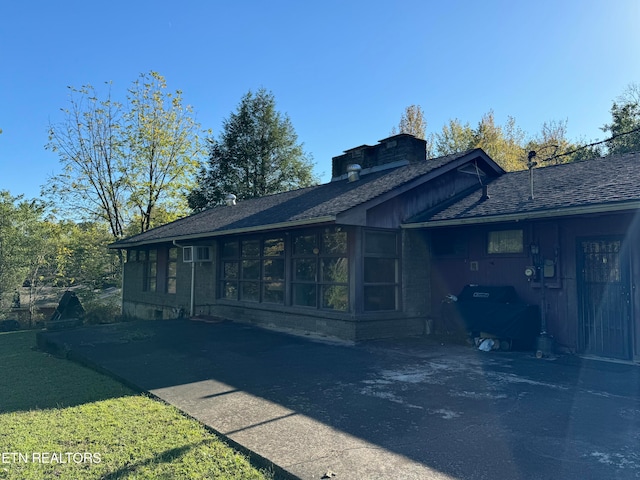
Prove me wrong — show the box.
[577,238,632,359]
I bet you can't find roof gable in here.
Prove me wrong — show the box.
[408,152,640,227]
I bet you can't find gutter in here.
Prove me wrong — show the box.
[108,215,336,249]
[402,201,640,229]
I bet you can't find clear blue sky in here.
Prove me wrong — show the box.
[1,0,639,200]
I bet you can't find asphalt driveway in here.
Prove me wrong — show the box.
[38,320,640,480]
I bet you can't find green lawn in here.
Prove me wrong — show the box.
[0,331,272,480]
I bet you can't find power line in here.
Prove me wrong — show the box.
[540,125,640,163]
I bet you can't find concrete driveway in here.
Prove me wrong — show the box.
[38,320,640,480]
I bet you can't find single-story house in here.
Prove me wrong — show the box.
[109,134,504,340]
[109,134,640,361]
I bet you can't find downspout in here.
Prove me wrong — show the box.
[120,249,126,319]
[173,240,195,317]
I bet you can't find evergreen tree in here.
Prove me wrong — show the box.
[188,89,317,211]
[603,83,640,155]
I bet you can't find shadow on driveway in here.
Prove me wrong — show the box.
[38,320,640,480]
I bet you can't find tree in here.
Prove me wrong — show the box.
[391,105,433,157]
[0,191,52,324]
[124,72,205,232]
[473,112,527,171]
[46,72,205,239]
[603,82,640,155]
[433,112,527,171]
[188,88,317,211]
[433,118,475,157]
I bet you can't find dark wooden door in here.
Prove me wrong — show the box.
[577,238,632,359]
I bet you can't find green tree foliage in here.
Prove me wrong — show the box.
[188,88,317,211]
[603,82,640,155]
[56,221,120,290]
[433,111,527,170]
[124,72,205,232]
[391,105,433,156]
[46,72,205,239]
[0,192,54,324]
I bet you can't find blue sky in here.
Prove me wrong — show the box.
[1,0,639,200]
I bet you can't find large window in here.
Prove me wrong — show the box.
[220,236,285,304]
[292,228,349,311]
[363,230,399,311]
[487,229,523,254]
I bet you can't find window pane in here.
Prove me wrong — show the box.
[322,285,348,311]
[222,282,238,299]
[294,235,317,255]
[167,278,177,294]
[169,247,178,260]
[241,282,259,302]
[139,250,147,261]
[364,258,397,283]
[149,278,156,293]
[321,258,348,283]
[294,259,316,281]
[364,286,397,311]
[222,241,239,258]
[263,237,284,257]
[322,230,347,255]
[488,230,523,254]
[168,262,177,277]
[365,231,397,255]
[263,282,284,304]
[242,260,260,280]
[242,239,260,257]
[149,249,157,261]
[263,259,285,281]
[293,284,317,307]
[223,262,238,280]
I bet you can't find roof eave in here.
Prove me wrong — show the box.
[402,201,640,229]
[108,215,337,249]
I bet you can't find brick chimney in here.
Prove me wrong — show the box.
[331,134,427,181]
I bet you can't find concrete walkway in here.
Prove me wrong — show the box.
[38,320,640,480]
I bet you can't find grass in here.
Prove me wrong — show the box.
[0,331,273,480]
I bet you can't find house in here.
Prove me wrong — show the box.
[109,134,640,362]
[406,151,640,361]
[109,134,504,340]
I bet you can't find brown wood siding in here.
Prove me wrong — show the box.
[366,170,481,228]
[429,212,638,356]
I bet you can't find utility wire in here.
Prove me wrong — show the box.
[540,125,640,163]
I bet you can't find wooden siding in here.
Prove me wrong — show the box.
[366,169,481,228]
[428,212,640,358]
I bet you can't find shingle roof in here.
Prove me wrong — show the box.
[411,152,640,225]
[110,149,482,248]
